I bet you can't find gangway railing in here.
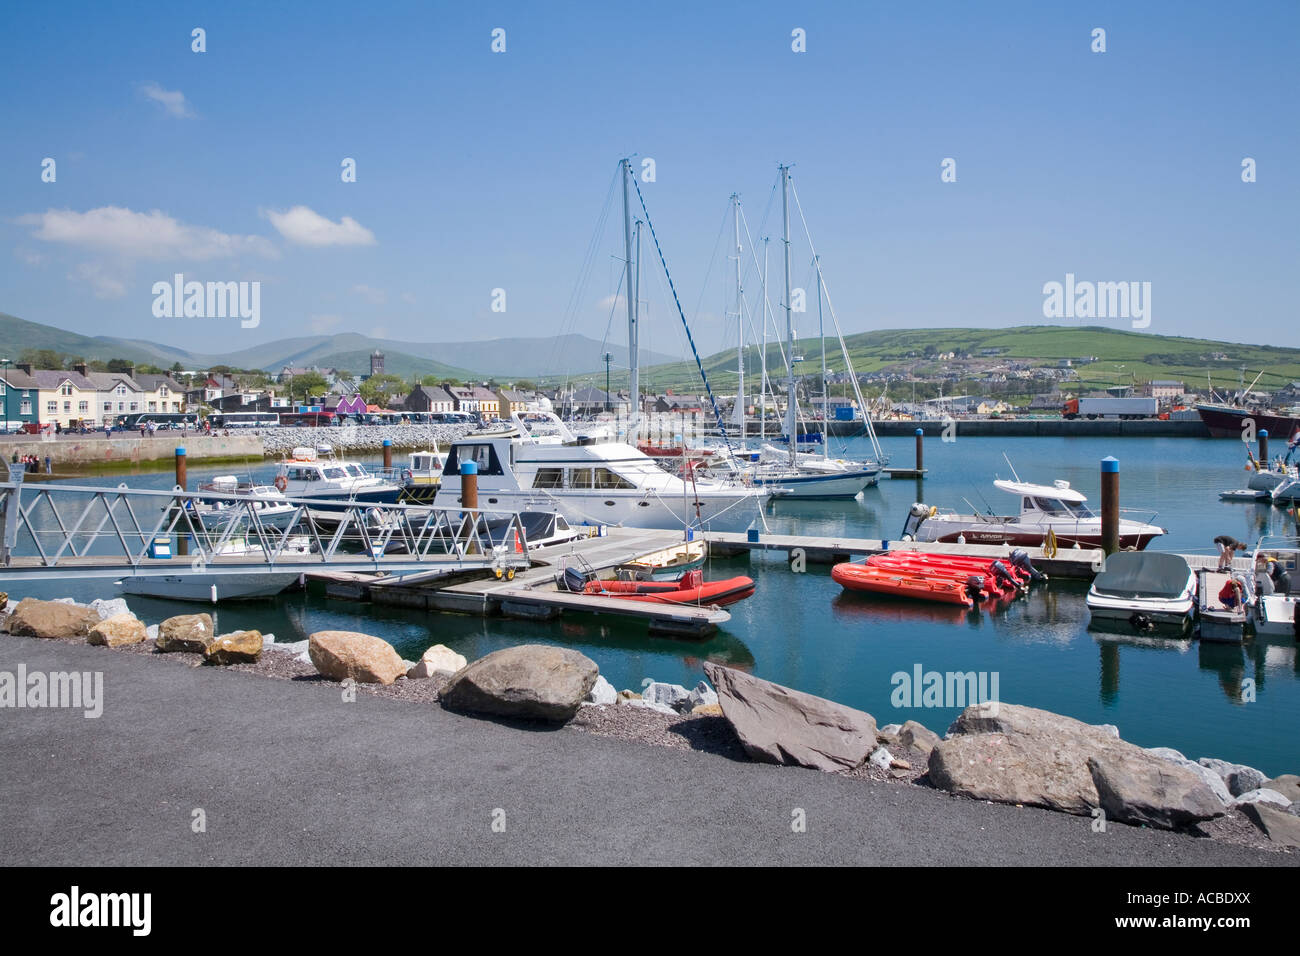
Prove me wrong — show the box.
[0,478,533,581]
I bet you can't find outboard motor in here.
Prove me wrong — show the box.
[1010,548,1048,583]
[900,503,933,541]
[989,560,1021,593]
[964,574,986,602]
[561,567,587,593]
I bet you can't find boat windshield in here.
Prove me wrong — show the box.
[345,464,367,478]
[322,467,348,480]
[1031,496,1093,518]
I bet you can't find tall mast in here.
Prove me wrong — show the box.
[632,217,643,437]
[621,158,638,436]
[817,254,827,459]
[780,164,796,465]
[731,193,744,432]
[760,237,769,441]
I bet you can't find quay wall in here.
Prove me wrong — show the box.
[839,419,1212,438]
[0,434,263,467]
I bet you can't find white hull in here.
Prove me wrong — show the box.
[1086,594,1194,628]
[1257,594,1299,637]
[119,572,299,602]
[758,469,880,499]
[475,488,763,534]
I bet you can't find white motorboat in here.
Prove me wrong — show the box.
[275,444,403,509]
[1196,567,1255,643]
[192,476,298,530]
[704,444,881,499]
[1251,537,1300,638]
[438,414,770,534]
[118,536,314,602]
[1086,551,1196,631]
[909,477,1166,550]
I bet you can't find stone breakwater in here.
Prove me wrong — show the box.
[259,425,474,457]
[4,588,1297,852]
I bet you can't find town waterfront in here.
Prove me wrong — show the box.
[15,434,1300,776]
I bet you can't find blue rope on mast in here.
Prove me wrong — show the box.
[630,175,736,461]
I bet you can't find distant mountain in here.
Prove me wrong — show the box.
[0,313,680,379]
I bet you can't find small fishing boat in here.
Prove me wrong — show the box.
[398,450,445,503]
[615,538,707,580]
[578,568,754,607]
[1251,537,1300,638]
[192,476,298,530]
[1085,552,1196,631]
[275,444,403,509]
[831,561,985,607]
[1196,567,1254,643]
[1219,489,1270,502]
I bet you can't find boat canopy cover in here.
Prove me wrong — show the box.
[994,479,1088,503]
[1093,551,1193,599]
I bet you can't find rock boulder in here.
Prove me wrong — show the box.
[87,613,148,648]
[308,630,406,684]
[928,702,1224,828]
[704,661,877,772]
[7,598,101,639]
[156,614,214,653]
[407,643,467,680]
[439,644,598,722]
[204,630,263,665]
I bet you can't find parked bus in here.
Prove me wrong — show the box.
[207,412,281,429]
[279,410,337,427]
[116,412,200,431]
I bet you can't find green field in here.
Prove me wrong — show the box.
[576,325,1300,397]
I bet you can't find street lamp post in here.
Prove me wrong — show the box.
[0,357,11,429]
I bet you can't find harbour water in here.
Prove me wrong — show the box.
[13,435,1300,775]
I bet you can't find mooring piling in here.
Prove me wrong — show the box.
[1100,456,1119,555]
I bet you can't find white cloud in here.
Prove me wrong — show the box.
[17,206,278,260]
[352,284,386,304]
[71,262,127,299]
[597,293,627,312]
[264,206,376,247]
[139,82,194,118]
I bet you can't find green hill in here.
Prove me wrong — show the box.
[618,326,1300,395]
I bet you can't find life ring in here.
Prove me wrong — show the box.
[273,475,288,492]
[401,468,413,483]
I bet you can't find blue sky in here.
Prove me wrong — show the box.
[2,0,1297,370]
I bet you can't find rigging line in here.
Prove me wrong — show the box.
[787,174,886,462]
[630,175,736,463]
[737,202,791,412]
[548,164,620,384]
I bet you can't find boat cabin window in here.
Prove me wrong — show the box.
[1032,496,1082,517]
[592,467,635,490]
[444,443,504,476]
[286,466,318,481]
[567,468,593,489]
[345,464,367,478]
[322,466,348,480]
[532,468,563,489]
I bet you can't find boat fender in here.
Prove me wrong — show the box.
[273,475,288,492]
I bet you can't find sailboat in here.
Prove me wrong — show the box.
[703,175,884,499]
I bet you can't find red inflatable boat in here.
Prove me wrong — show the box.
[583,569,755,607]
[831,562,980,607]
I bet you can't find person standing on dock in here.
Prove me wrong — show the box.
[1214,534,1248,571]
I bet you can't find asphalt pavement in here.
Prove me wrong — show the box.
[0,634,1290,866]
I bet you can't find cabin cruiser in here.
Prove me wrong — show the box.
[438,414,771,533]
[904,478,1166,550]
[1086,552,1196,631]
[1251,537,1300,638]
[274,444,402,509]
[396,450,445,504]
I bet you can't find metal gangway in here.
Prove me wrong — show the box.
[0,475,534,591]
